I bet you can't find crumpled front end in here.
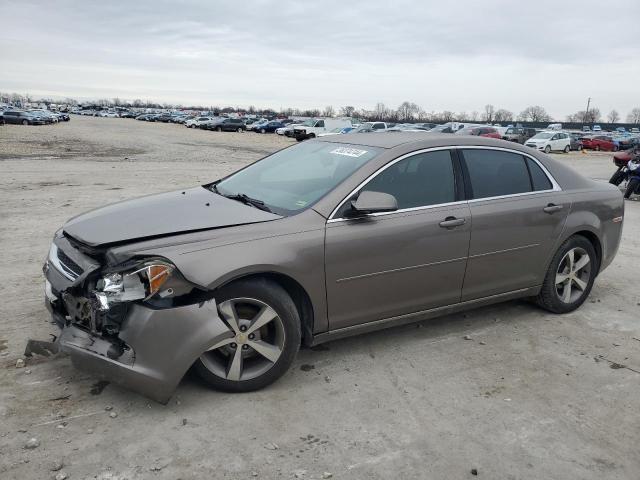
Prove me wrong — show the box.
[43,232,229,403]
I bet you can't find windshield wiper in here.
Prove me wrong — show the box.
[210,185,271,212]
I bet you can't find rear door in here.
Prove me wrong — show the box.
[459,148,569,300]
[325,149,470,329]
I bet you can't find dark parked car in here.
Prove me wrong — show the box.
[2,110,46,125]
[502,127,537,144]
[209,118,247,132]
[569,133,583,151]
[253,120,284,133]
[42,134,624,402]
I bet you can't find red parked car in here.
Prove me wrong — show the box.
[455,126,502,139]
[581,135,617,152]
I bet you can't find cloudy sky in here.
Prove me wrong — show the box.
[1,0,639,119]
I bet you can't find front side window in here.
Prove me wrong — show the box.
[355,150,456,211]
[462,149,532,198]
[215,142,380,215]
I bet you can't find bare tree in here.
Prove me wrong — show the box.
[456,112,467,121]
[482,104,495,123]
[322,105,335,117]
[397,101,420,121]
[374,102,388,120]
[607,109,620,123]
[468,111,479,121]
[517,106,552,122]
[627,107,640,124]
[340,106,355,117]
[493,109,513,122]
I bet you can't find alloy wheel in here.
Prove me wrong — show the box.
[199,298,285,382]
[555,247,591,303]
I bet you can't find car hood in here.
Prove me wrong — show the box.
[63,187,282,247]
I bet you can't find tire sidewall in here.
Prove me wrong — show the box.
[536,235,598,313]
[194,278,301,392]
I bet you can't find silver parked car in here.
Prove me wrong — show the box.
[42,133,624,402]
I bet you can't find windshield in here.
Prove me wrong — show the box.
[214,142,381,215]
[456,127,478,135]
[531,133,553,140]
[301,119,316,127]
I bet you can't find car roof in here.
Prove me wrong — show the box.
[315,132,520,149]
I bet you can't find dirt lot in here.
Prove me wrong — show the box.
[1,116,639,479]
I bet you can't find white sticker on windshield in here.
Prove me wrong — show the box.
[330,147,368,158]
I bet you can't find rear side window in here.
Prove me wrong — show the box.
[362,150,456,210]
[526,158,553,191]
[462,149,531,198]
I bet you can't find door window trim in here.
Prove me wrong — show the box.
[328,147,462,222]
[327,146,561,222]
[459,146,561,203]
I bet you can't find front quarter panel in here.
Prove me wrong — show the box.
[110,209,329,333]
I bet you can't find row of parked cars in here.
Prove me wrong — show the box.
[0,108,70,125]
[64,108,640,152]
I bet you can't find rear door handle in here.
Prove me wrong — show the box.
[439,216,466,228]
[543,203,564,214]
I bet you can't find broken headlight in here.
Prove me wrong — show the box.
[94,261,174,310]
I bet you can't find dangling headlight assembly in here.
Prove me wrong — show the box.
[94,260,175,310]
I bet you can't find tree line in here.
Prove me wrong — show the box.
[2,91,640,125]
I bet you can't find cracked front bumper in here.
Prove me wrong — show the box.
[48,298,228,403]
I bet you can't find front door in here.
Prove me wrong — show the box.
[459,148,570,300]
[325,149,470,330]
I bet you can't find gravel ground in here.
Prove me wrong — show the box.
[0,116,639,479]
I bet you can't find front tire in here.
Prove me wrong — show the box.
[563,145,570,153]
[22,120,29,126]
[535,236,597,313]
[544,145,551,154]
[216,126,222,132]
[194,278,301,392]
[624,178,640,199]
[260,128,266,134]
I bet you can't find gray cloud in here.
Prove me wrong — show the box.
[1,0,639,118]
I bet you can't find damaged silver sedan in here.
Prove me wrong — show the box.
[42,133,623,402]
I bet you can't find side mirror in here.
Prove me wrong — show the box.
[348,191,398,216]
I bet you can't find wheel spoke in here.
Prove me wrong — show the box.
[206,335,235,352]
[218,300,241,334]
[226,347,243,381]
[248,340,282,363]
[567,249,575,271]
[572,276,588,291]
[247,305,278,335]
[573,254,590,272]
[555,273,570,285]
[562,282,572,302]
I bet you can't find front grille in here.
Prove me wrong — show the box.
[57,249,84,279]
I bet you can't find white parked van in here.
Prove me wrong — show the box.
[292,118,352,140]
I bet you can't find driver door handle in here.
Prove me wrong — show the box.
[543,203,564,214]
[439,216,466,229]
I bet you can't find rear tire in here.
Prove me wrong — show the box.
[624,178,640,199]
[595,145,600,151]
[194,278,301,392]
[216,126,222,132]
[535,235,597,313]
[609,168,625,186]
